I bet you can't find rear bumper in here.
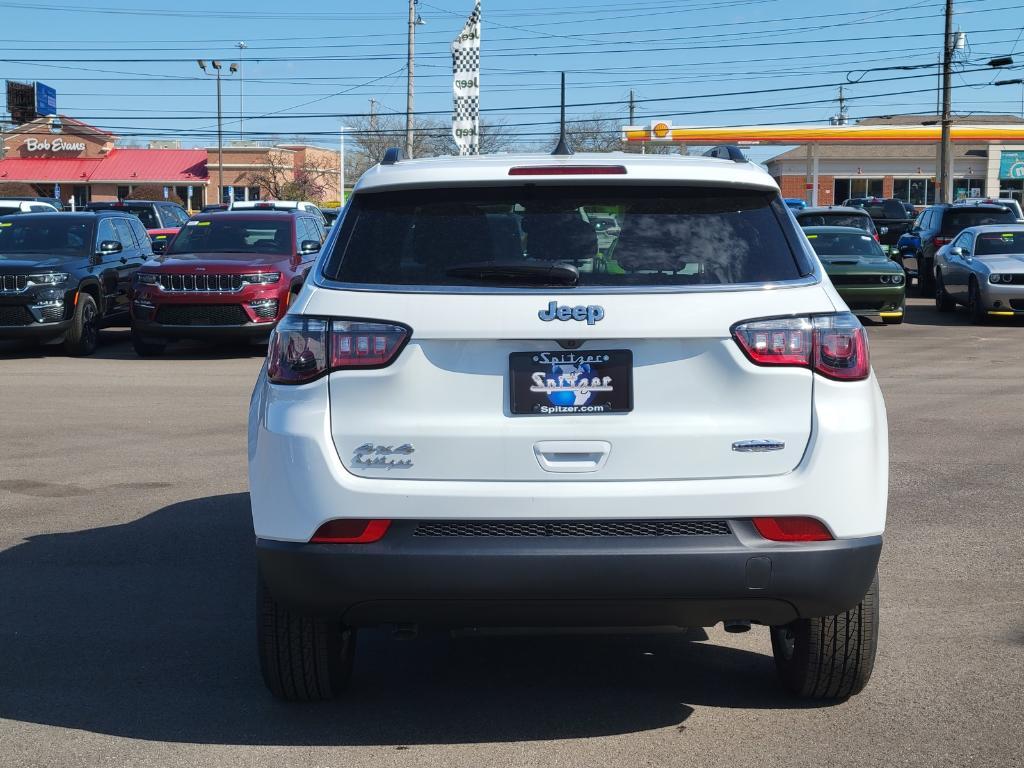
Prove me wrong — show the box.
[257,521,882,626]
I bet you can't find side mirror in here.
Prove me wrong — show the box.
[949,246,964,257]
[97,240,122,256]
[299,239,321,255]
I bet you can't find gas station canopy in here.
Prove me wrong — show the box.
[622,121,1024,145]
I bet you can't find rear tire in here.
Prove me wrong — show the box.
[63,293,100,356]
[934,271,955,312]
[770,571,879,699]
[131,329,167,357]
[258,576,355,701]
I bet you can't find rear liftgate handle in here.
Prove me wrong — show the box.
[533,440,611,473]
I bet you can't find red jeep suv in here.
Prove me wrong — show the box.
[129,210,325,355]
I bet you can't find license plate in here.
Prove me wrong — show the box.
[509,350,633,416]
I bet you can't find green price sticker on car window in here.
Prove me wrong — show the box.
[806,234,817,239]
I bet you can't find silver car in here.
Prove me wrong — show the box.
[934,225,1024,323]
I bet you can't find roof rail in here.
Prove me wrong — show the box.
[381,147,404,165]
[703,145,747,163]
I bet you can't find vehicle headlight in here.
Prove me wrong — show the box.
[27,272,69,286]
[136,272,160,285]
[241,272,281,285]
[989,274,1002,284]
[890,273,904,285]
[1001,274,1014,284]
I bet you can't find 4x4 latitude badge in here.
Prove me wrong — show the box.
[538,301,605,325]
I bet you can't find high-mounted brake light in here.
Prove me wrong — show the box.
[732,312,869,381]
[508,165,627,176]
[267,316,410,384]
[753,517,833,542]
[310,519,391,543]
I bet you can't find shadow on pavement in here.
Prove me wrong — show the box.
[0,493,826,746]
[0,328,267,361]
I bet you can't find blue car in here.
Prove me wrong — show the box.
[784,198,808,212]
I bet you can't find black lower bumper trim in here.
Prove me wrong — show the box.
[132,319,273,340]
[257,520,882,628]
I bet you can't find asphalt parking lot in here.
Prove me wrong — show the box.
[1,296,1021,768]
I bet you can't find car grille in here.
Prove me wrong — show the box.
[155,304,249,326]
[157,273,244,292]
[36,304,65,322]
[1,275,28,293]
[250,299,279,319]
[0,305,34,325]
[413,520,732,538]
[846,299,887,311]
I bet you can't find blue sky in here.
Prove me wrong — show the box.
[1,0,1022,163]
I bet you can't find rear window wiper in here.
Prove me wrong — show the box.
[445,261,579,287]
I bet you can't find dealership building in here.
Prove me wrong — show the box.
[0,114,341,208]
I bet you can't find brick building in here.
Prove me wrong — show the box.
[0,115,340,209]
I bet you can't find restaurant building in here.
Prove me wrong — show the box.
[0,114,341,208]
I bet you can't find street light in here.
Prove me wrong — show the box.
[995,78,1024,119]
[199,59,238,205]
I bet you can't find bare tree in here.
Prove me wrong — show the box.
[127,183,185,205]
[240,149,337,202]
[563,114,625,152]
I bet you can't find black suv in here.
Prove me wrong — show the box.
[83,200,190,254]
[0,211,152,355]
[897,203,1018,295]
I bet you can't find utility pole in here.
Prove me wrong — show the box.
[939,0,954,203]
[406,0,416,158]
[369,98,378,132]
[199,60,237,204]
[628,89,635,124]
[237,41,247,142]
[838,86,847,125]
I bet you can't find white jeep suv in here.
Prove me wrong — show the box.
[248,148,886,702]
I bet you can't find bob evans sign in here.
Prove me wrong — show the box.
[24,137,87,154]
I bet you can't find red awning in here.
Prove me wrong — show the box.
[0,157,103,182]
[0,148,208,185]
[91,149,207,183]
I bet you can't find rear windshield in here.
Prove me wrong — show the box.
[167,219,292,256]
[975,231,1024,255]
[323,186,806,288]
[805,231,887,261]
[942,208,1016,234]
[798,212,871,231]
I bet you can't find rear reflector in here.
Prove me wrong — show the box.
[508,165,627,176]
[752,517,833,542]
[310,519,391,543]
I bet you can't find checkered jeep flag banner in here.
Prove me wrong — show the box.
[451,1,481,155]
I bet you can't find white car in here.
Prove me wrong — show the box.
[0,200,60,215]
[229,199,327,225]
[248,149,887,702]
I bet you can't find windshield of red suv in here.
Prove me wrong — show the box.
[324,185,807,288]
[0,218,91,257]
[166,219,292,256]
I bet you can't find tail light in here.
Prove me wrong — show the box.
[267,315,410,384]
[873,233,880,242]
[933,236,952,247]
[732,312,869,381]
[310,519,390,543]
[753,517,833,542]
